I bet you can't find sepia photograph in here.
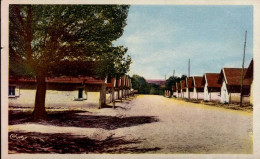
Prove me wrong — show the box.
[1,0,260,159]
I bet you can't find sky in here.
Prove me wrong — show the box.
[114,5,253,80]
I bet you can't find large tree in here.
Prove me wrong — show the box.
[9,5,130,120]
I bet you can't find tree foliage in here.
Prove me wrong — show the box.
[131,74,150,94]
[165,75,187,92]
[9,5,131,120]
[9,5,130,78]
[131,74,164,95]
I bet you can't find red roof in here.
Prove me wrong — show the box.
[203,73,221,88]
[186,77,194,88]
[221,68,251,86]
[9,76,106,84]
[244,59,253,83]
[180,80,186,89]
[121,76,126,87]
[116,78,121,87]
[193,76,204,88]
[106,78,116,88]
[172,85,176,91]
[125,77,129,87]
[176,83,181,90]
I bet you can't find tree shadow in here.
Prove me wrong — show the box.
[9,110,159,130]
[8,131,161,154]
[101,104,128,110]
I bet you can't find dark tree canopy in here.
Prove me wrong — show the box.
[9,5,131,78]
[9,5,131,120]
[165,75,187,91]
[131,74,164,95]
[131,74,150,94]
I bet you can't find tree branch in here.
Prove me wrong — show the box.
[9,47,25,62]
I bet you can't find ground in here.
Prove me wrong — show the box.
[8,95,253,154]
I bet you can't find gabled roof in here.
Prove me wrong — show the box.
[176,83,181,91]
[202,73,221,88]
[186,77,194,88]
[244,59,253,82]
[107,77,116,88]
[180,80,186,89]
[219,68,251,86]
[121,75,127,87]
[116,78,121,87]
[192,76,204,88]
[172,85,176,92]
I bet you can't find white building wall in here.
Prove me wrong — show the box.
[185,89,189,98]
[230,93,240,103]
[209,92,221,101]
[204,83,210,101]
[172,91,175,97]
[175,91,179,98]
[229,93,249,103]
[243,96,250,103]
[186,89,193,99]
[119,90,122,98]
[220,81,229,103]
[9,88,101,108]
[198,92,204,100]
[193,88,197,99]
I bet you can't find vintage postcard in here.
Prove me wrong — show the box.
[1,0,260,159]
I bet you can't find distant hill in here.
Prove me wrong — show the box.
[146,79,166,87]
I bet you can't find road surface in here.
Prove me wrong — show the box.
[9,95,253,154]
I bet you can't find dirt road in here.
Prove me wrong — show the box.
[9,95,253,154]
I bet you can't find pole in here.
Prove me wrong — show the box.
[188,59,190,77]
[188,59,190,99]
[240,31,247,107]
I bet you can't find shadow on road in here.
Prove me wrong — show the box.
[101,104,129,110]
[9,110,159,130]
[9,131,161,154]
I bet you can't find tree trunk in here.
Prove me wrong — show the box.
[32,74,47,120]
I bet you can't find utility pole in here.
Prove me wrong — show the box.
[188,59,190,99]
[240,31,247,107]
[188,58,190,77]
[173,69,175,77]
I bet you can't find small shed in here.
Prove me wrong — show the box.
[186,77,194,99]
[202,73,221,102]
[121,75,126,99]
[244,59,253,104]
[172,85,176,97]
[192,76,204,100]
[180,80,187,98]
[176,82,181,98]
[106,77,116,106]
[218,67,251,104]
[115,77,122,100]
[126,76,132,97]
